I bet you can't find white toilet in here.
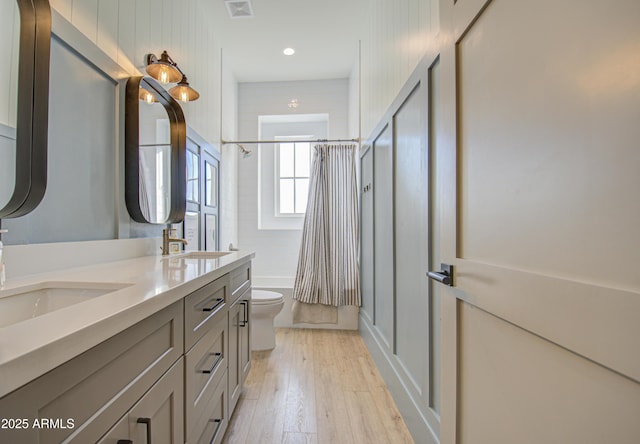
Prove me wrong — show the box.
[251,290,285,351]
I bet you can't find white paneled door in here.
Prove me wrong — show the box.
[436,0,640,443]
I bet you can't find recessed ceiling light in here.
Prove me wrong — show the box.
[283,48,295,56]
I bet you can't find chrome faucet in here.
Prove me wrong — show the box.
[161,228,187,255]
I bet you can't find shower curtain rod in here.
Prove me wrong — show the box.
[222,138,359,145]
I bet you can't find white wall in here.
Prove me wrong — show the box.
[348,56,360,140]
[220,64,239,250]
[237,79,349,285]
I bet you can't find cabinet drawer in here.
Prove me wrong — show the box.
[0,301,183,444]
[184,274,229,351]
[185,314,226,441]
[190,370,228,444]
[229,261,251,303]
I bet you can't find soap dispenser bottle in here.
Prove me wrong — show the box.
[0,229,6,288]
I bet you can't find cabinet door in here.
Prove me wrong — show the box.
[239,291,251,384]
[99,359,184,444]
[227,301,241,413]
[228,289,251,415]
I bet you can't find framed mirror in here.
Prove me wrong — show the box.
[125,76,186,224]
[0,0,51,218]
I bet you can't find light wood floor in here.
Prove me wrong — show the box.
[222,328,414,444]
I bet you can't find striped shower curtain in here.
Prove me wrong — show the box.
[293,143,361,307]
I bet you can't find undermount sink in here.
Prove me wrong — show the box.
[0,281,131,328]
[163,251,232,260]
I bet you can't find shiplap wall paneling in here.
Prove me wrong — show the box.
[0,2,18,127]
[134,0,150,68]
[50,0,72,20]
[147,2,162,61]
[96,0,117,62]
[117,0,136,74]
[360,0,437,139]
[72,0,98,44]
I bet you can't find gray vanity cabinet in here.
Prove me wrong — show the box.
[0,260,253,444]
[0,301,184,444]
[98,358,185,444]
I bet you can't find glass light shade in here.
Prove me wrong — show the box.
[138,88,158,103]
[169,76,200,102]
[145,51,182,84]
[146,62,182,84]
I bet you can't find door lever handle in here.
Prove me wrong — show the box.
[427,263,454,286]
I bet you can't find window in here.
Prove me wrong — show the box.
[186,149,199,203]
[257,113,328,230]
[277,140,311,215]
[172,129,220,251]
[205,161,218,207]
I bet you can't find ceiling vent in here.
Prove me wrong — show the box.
[225,0,254,18]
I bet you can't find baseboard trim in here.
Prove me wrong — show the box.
[253,275,295,288]
[359,314,439,444]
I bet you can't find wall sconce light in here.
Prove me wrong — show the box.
[169,75,200,102]
[288,98,299,109]
[144,50,200,102]
[145,51,182,84]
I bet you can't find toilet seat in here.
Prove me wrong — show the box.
[252,290,284,305]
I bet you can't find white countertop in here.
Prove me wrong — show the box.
[0,251,254,398]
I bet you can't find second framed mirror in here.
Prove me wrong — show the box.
[125,76,186,224]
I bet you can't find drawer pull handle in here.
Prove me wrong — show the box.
[207,418,223,442]
[239,300,249,327]
[137,417,152,444]
[201,352,223,374]
[117,441,133,444]
[202,297,224,312]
